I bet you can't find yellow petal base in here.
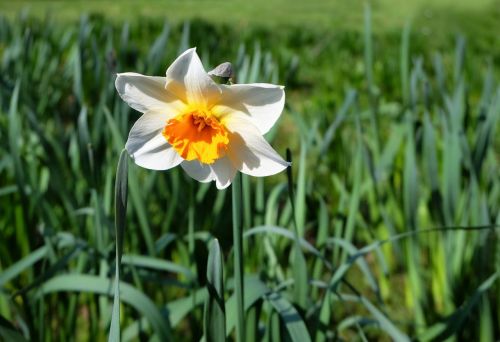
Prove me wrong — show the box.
[162,111,229,164]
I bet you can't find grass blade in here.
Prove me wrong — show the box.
[286,149,308,309]
[226,275,269,336]
[338,294,410,342]
[121,255,193,278]
[265,291,311,342]
[204,239,226,342]
[401,21,411,105]
[419,273,498,341]
[38,274,172,341]
[0,315,28,342]
[231,173,245,342]
[108,149,128,342]
[0,247,47,287]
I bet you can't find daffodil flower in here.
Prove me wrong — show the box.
[115,48,289,189]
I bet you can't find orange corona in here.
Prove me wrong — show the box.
[162,111,229,164]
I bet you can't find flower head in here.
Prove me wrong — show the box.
[115,48,289,189]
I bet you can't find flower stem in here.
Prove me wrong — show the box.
[232,173,245,342]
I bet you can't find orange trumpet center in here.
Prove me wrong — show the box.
[162,111,229,164]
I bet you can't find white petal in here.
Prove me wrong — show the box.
[224,114,290,177]
[115,72,186,113]
[213,83,285,134]
[181,160,215,183]
[125,111,183,170]
[165,48,221,108]
[210,157,237,189]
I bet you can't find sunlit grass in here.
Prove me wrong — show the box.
[0,0,498,33]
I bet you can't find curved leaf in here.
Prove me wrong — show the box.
[37,274,171,341]
[265,291,311,342]
[0,247,48,287]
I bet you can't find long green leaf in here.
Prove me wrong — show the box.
[265,291,311,342]
[418,273,498,341]
[0,314,28,342]
[109,149,128,342]
[0,247,48,287]
[337,294,410,341]
[121,255,193,278]
[226,275,269,336]
[204,239,226,342]
[38,274,171,341]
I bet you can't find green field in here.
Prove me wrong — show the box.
[1,0,499,33]
[1,1,499,341]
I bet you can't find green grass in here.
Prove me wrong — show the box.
[1,0,499,33]
[0,3,499,341]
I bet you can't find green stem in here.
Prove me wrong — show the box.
[232,173,245,342]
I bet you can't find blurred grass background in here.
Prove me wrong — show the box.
[1,0,498,31]
[0,0,499,341]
